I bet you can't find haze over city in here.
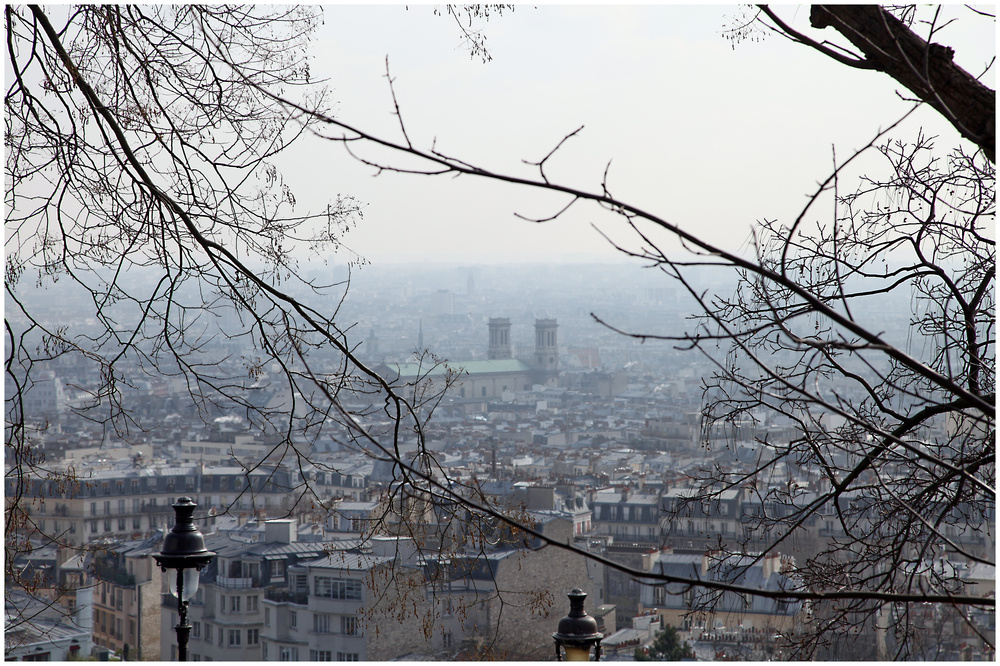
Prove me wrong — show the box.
[5,4,994,663]
[273,4,994,265]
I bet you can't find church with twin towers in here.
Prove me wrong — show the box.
[380,317,560,401]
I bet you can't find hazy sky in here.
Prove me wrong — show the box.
[274,5,995,266]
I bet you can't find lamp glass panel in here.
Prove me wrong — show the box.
[168,567,200,600]
[563,645,591,661]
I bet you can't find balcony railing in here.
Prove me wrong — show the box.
[93,563,136,588]
[264,588,308,605]
[216,575,259,589]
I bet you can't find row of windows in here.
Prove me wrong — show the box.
[219,594,259,613]
[264,608,359,637]
[86,498,193,515]
[312,614,358,635]
[95,610,125,640]
[21,474,271,503]
[595,505,655,523]
[662,501,733,517]
[88,518,142,533]
[98,584,123,610]
[8,476,284,500]
[82,481,181,497]
[192,623,259,646]
[665,520,732,536]
[457,384,528,398]
[314,576,362,600]
[262,645,358,661]
[19,651,50,661]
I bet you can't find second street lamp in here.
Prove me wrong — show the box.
[553,588,603,661]
[153,497,215,662]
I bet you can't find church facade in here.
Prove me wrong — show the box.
[378,318,559,401]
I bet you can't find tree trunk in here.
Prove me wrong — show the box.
[811,5,995,162]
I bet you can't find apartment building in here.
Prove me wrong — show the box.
[591,488,661,544]
[90,537,162,660]
[814,488,994,561]
[313,464,373,502]
[180,435,277,466]
[373,515,605,660]
[8,464,302,547]
[638,551,802,634]
[660,487,743,549]
[161,519,334,661]
[251,515,605,661]
[262,553,393,661]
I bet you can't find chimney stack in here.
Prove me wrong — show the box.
[265,519,297,544]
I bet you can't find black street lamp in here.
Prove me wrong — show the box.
[553,588,603,661]
[154,497,215,662]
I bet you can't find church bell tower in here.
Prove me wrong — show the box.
[534,318,558,372]
[488,318,512,360]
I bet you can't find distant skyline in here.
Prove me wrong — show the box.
[272,5,994,266]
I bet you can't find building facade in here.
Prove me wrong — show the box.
[591,488,661,545]
[261,553,392,661]
[638,551,802,634]
[8,465,303,548]
[91,538,162,660]
[161,520,332,661]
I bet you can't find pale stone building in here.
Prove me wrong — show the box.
[91,537,162,660]
[377,317,561,402]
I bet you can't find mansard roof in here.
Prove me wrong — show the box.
[298,552,393,572]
